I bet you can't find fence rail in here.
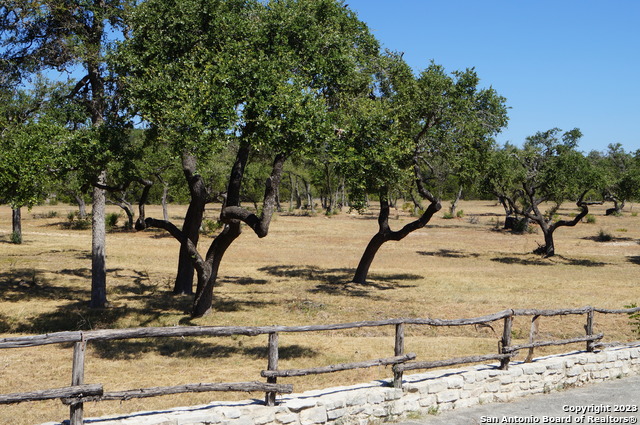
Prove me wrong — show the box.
[1,305,638,425]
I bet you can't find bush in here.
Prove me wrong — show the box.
[585,214,596,224]
[625,303,640,336]
[595,229,613,242]
[456,209,464,218]
[106,212,120,231]
[62,211,91,230]
[10,231,22,244]
[71,219,91,230]
[442,212,454,219]
[201,219,223,235]
[513,218,531,233]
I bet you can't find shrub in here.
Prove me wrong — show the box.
[442,212,454,219]
[201,219,223,235]
[513,218,530,233]
[10,232,22,244]
[71,219,91,230]
[585,214,596,224]
[106,212,120,231]
[456,209,464,218]
[62,212,91,230]
[595,229,613,242]
[625,303,640,336]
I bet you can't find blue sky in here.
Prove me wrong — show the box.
[345,0,640,154]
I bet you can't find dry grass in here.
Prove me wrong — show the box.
[0,200,639,424]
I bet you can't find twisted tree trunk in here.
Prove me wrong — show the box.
[353,192,441,284]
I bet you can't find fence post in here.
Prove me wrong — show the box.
[585,308,595,352]
[393,323,405,388]
[500,314,513,370]
[525,315,540,363]
[70,337,86,425]
[265,332,279,406]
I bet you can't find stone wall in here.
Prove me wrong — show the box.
[43,345,640,425]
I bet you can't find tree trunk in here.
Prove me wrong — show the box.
[192,147,286,317]
[352,194,441,284]
[352,233,386,284]
[90,170,108,308]
[173,154,208,295]
[294,176,302,209]
[108,194,134,230]
[11,207,22,244]
[74,193,88,219]
[531,200,588,258]
[174,250,196,295]
[191,222,241,317]
[535,227,556,257]
[288,173,294,211]
[274,186,281,212]
[449,186,463,216]
[191,141,251,315]
[156,175,170,221]
[304,179,314,212]
[161,186,169,221]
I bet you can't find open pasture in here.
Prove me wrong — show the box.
[0,200,638,424]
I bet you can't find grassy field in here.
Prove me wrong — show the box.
[1,200,639,424]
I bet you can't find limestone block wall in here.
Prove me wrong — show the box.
[43,345,640,425]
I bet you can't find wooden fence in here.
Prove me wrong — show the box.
[1,305,638,425]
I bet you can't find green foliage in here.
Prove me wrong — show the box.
[513,218,532,234]
[10,231,22,244]
[106,213,120,231]
[589,144,640,209]
[0,80,72,209]
[585,214,597,223]
[442,212,454,219]
[63,212,91,230]
[625,304,640,336]
[456,209,465,218]
[200,219,223,236]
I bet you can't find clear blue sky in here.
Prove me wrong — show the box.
[345,0,640,154]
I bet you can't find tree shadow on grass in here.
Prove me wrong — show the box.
[91,338,318,361]
[11,301,129,334]
[417,249,481,259]
[218,276,269,285]
[0,268,88,302]
[627,256,640,265]
[258,265,421,298]
[491,254,607,267]
[555,255,607,267]
[582,235,636,243]
[491,256,554,266]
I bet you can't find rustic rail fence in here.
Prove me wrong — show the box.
[1,305,638,425]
